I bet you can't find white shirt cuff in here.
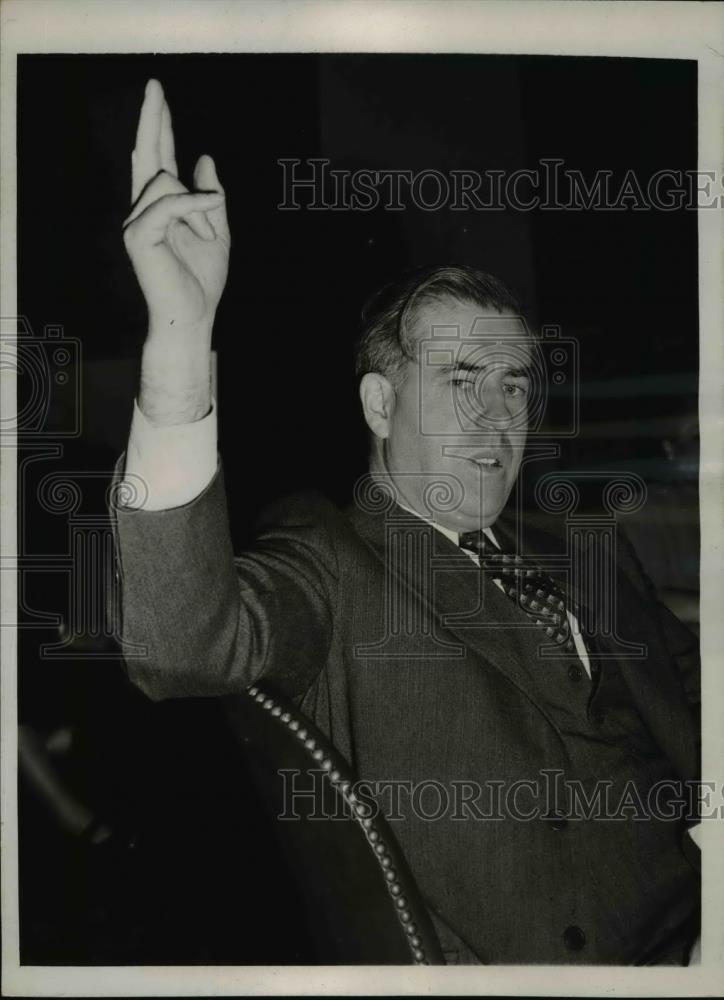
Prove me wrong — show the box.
[120,398,218,511]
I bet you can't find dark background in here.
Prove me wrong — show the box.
[17,54,698,963]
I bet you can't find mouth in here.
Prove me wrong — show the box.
[444,446,506,470]
[467,452,504,469]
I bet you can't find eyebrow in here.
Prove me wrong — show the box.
[437,361,532,378]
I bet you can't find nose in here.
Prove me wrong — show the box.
[475,380,514,428]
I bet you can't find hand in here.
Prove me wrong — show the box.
[123,79,230,423]
[124,78,229,332]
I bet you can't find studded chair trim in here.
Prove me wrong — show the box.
[234,680,444,965]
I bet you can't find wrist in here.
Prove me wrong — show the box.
[138,376,211,426]
[146,314,214,349]
[139,323,213,426]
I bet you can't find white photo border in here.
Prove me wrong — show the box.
[2,1,723,996]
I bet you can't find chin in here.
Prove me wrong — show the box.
[446,503,505,533]
[477,508,505,529]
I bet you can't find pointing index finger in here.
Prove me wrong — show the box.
[131,78,164,204]
[160,100,178,177]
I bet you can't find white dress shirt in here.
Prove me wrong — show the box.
[122,398,219,511]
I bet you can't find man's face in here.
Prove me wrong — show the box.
[384,299,530,532]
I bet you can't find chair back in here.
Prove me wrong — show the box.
[224,682,444,964]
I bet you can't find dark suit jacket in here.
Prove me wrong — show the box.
[113,465,700,964]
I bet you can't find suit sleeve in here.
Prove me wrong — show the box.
[112,462,339,703]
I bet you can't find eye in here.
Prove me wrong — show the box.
[503,382,528,398]
[451,377,476,389]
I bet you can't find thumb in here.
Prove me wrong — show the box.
[193,154,224,194]
[194,154,229,242]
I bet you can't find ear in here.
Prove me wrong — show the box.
[359,372,396,440]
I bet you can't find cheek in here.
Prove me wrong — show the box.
[423,389,461,439]
[507,448,525,483]
[387,397,424,468]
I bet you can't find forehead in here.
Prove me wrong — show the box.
[410,299,531,367]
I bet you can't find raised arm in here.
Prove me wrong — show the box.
[114,81,336,703]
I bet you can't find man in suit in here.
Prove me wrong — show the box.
[115,80,700,964]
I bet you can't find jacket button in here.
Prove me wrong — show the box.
[563,925,586,951]
[567,663,583,682]
[544,811,568,831]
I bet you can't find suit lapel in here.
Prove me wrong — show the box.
[513,507,698,777]
[514,507,698,778]
[347,499,698,776]
[346,501,569,724]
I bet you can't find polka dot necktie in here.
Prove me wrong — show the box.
[458,529,577,654]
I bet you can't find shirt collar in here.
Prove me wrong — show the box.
[395,500,500,550]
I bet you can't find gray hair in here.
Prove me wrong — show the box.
[354,264,523,387]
